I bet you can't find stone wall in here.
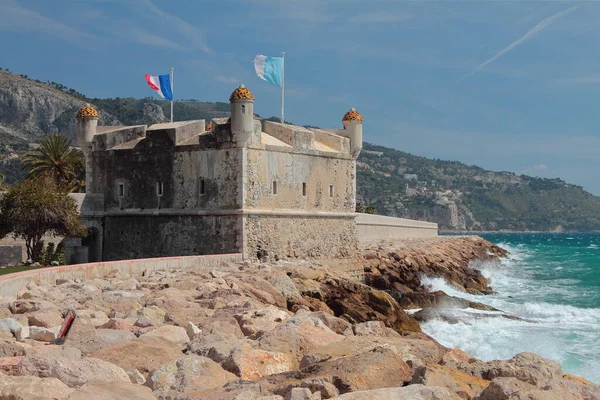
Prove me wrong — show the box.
[102,214,241,261]
[245,148,355,212]
[244,214,357,261]
[0,253,241,298]
[91,146,242,211]
[356,213,438,243]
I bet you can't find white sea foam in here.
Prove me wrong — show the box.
[419,242,600,383]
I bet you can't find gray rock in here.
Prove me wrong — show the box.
[0,317,22,333]
[187,332,242,363]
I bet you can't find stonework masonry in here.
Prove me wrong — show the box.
[72,85,370,263]
[67,85,437,265]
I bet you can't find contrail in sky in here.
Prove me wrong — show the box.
[460,6,577,81]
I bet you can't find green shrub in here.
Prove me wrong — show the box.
[44,242,55,265]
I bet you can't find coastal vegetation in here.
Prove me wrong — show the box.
[0,175,86,260]
[1,68,600,231]
[21,134,85,193]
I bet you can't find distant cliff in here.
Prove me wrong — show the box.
[1,68,600,231]
[357,143,600,231]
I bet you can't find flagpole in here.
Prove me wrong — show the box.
[170,67,174,123]
[281,52,285,124]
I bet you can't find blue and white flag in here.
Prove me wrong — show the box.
[253,55,283,87]
[145,74,173,101]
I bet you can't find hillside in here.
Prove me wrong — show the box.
[1,69,599,231]
[356,143,600,231]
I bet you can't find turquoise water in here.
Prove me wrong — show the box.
[420,232,600,383]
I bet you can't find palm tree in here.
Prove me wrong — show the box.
[22,134,85,193]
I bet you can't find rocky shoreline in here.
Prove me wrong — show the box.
[0,236,596,399]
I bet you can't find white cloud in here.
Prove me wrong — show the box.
[136,0,211,53]
[460,6,577,81]
[127,26,186,51]
[0,0,94,44]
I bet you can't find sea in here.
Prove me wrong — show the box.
[420,232,600,383]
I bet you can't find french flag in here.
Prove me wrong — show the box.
[145,74,173,101]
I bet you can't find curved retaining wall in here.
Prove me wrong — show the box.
[356,213,438,243]
[0,253,242,298]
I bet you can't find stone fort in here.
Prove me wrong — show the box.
[75,85,367,262]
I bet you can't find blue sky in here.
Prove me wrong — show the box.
[1,1,600,194]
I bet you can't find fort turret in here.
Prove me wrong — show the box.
[76,104,98,193]
[229,84,254,145]
[341,108,363,158]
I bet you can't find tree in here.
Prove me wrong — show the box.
[21,134,85,193]
[0,176,87,261]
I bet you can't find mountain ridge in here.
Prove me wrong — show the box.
[1,68,599,231]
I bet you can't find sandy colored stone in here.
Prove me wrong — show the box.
[482,352,562,386]
[299,336,443,370]
[257,315,345,367]
[476,377,581,400]
[67,382,156,399]
[353,320,400,337]
[310,347,412,393]
[149,355,237,393]
[89,337,183,374]
[29,326,58,342]
[139,325,189,349]
[224,342,296,380]
[411,364,490,399]
[234,306,291,338]
[27,310,64,328]
[0,373,74,399]
[17,354,130,388]
[187,332,243,363]
[330,384,455,399]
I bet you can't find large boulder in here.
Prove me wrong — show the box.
[257,315,345,367]
[411,364,490,399]
[441,348,487,377]
[307,347,412,394]
[17,354,130,388]
[300,336,444,371]
[482,352,562,386]
[330,384,455,399]
[475,377,581,400]
[67,382,156,400]
[27,310,64,328]
[223,342,296,380]
[0,373,74,399]
[139,325,189,349]
[234,306,291,338]
[187,332,244,363]
[89,337,183,375]
[149,355,237,394]
[353,321,400,337]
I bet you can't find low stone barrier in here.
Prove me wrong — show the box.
[0,253,242,298]
[356,213,438,243]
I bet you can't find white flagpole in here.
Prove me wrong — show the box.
[170,67,174,123]
[281,52,285,124]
